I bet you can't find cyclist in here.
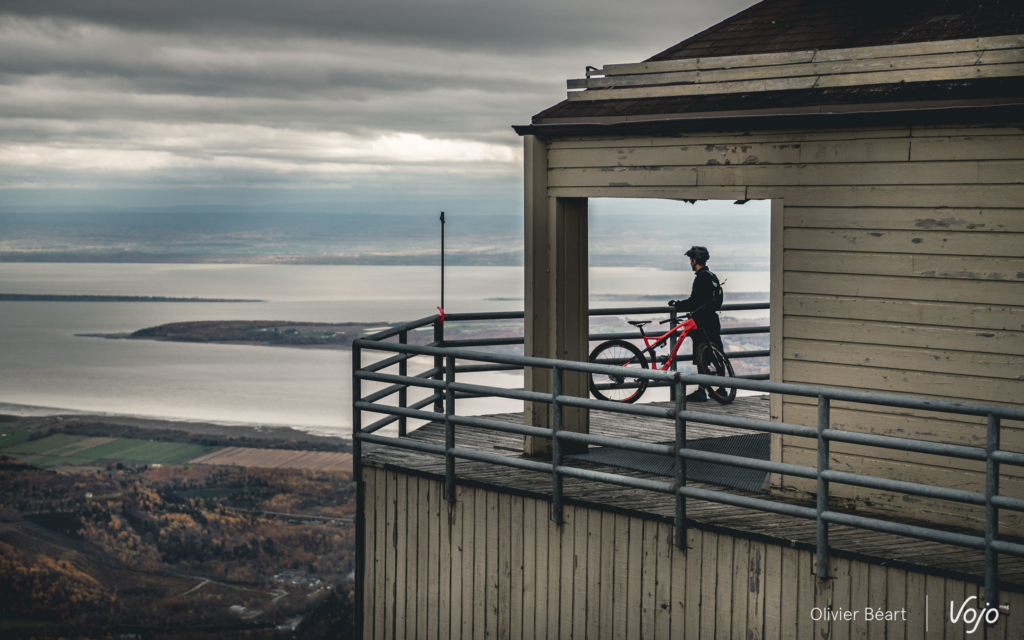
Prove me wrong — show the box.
[669,245,725,402]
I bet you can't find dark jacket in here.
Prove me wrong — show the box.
[672,267,722,336]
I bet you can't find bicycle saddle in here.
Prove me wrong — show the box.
[627,320,652,327]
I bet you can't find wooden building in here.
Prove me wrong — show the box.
[357,2,1024,637]
[514,0,1024,537]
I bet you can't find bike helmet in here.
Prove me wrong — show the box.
[684,245,710,262]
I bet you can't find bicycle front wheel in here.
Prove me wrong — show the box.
[695,342,736,405]
[589,340,649,403]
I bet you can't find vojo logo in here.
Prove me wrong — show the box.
[949,596,1000,634]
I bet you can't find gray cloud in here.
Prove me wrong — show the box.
[0,1,756,205]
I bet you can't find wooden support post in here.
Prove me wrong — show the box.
[523,136,590,455]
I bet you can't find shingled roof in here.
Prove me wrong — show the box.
[650,0,1024,62]
[516,0,1024,135]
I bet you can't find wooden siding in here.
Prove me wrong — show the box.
[540,123,1024,534]
[361,468,1024,639]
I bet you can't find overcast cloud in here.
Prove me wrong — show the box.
[0,0,755,208]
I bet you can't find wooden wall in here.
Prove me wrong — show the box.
[532,123,1024,534]
[360,468,1024,639]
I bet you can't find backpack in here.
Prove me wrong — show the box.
[707,270,724,311]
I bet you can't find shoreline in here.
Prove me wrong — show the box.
[0,403,351,450]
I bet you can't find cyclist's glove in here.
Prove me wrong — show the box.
[668,300,677,307]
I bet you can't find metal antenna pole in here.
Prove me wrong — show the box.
[440,211,445,310]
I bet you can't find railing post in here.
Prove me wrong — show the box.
[351,341,364,639]
[433,317,444,414]
[398,329,408,437]
[669,307,678,402]
[985,413,1000,608]
[674,374,687,550]
[445,354,456,503]
[551,365,563,525]
[816,394,830,579]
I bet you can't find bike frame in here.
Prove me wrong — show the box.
[637,317,698,371]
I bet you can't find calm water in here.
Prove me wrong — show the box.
[0,264,768,438]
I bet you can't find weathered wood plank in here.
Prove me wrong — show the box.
[364,469,377,640]
[784,316,1024,358]
[642,518,658,639]
[669,527,686,640]
[498,492,511,640]
[781,359,1024,406]
[559,507,575,640]
[701,530,719,640]
[473,488,487,639]
[587,509,603,640]
[796,550,815,640]
[614,513,630,640]
[486,490,499,640]
[628,516,644,640]
[699,160,1024,187]
[548,166,698,188]
[887,568,907,640]
[783,292,1024,332]
[439,487,452,640]
[547,501,561,640]
[686,527,704,640]
[601,510,617,639]
[849,559,868,640]
[654,521,673,640]
[911,134,1024,161]
[510,494,524,640]
[779,546,798,640]
[812,556,834,640]
[830,555,852,640]
[731,537,749,640]
[945,577,965,639]
[786,250,1024,284]
[418,478,430,637]
[785,228,1024,258]
[784,206,1024,232]
[386,471,399,640]
[427,479,440,640]
[784,271,1024,307]
[784,337,1024,381]
[451,485,464,640]
[534,498,549,638]
[714,532,734,640]
[747,184,1024,209]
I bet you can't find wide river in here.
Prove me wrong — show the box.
[0,263,768,438]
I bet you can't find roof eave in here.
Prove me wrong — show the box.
[512,96,1024,137]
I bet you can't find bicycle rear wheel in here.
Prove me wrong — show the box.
[695,342,736,405]
[589,340,649,403]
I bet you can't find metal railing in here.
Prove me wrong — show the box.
[352,304,1024,617]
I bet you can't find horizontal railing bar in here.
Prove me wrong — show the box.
[678,447,817,479]
[679,486,818,520]
[451,448,553,474]
[589,327,769,341]
[677,409,818,438]
[556,431,675,456]
[449,415,552,439]
[352,339,1024,420]
[992,450,1024,467]
[588,302,769,316]
[989,495,1024,513]
[596,348,770,366]
[443,337,525,347]
[354,401,444,423]
[820,510,986,550]
[820,470,986,505]
[442,311,526,321]
[822,429,987,461]
[455,363,523,373]
[359,368,443,404]
[450,381,552,404]
[364,316,440,342]
[990,539,1024,558]
[356,432,447,456]
[360,393,442,434]
[557,465,675,494]
[740,373,771,381]
[556,394,676,420]
[363,351,417,374]
[357,370,445,392]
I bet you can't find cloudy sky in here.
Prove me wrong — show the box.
[0,0,755,210]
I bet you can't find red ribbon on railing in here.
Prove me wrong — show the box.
[436,307,445,322]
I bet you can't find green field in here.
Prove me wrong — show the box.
[5,434,87,455]
[0,428,34,450]
[4,434,221,469]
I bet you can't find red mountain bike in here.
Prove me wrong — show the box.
[588,312,736,405]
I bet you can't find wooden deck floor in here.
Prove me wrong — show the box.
[362,395,1024,589]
